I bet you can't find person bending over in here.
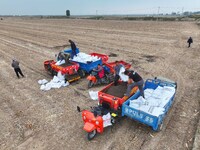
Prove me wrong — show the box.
[124,69,144,98]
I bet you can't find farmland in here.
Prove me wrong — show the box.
[0,18,200,150]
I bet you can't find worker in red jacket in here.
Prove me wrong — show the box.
[93,64,105,80]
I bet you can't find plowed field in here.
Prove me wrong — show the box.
[0,18,200,150]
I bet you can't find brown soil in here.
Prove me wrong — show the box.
[104,82,127,98]
[0,18,200,150]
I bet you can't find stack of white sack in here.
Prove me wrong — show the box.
[89,90,99,100]
[119,67,129,82]
[102,113,112,127]
[129,86,175,117]
[38,72,69,91]
[55,59,65,65]
[72,52,100,63]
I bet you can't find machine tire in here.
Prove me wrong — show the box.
[88,80,94,88]
[87,130,97,141]
[105,75,110,84]
[51,70,57,76]
[78,69,85,78]
[47,63,51,71]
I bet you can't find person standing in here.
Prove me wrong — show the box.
[124,70,144,98]
[11,59,24,78]
[114,61,124,86]
[187,37,193,48]
[69,40,77,58]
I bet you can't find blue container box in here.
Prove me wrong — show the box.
[122,78,177,131]
[63,48,102,73]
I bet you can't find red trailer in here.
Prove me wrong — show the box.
[78,81,138,140]
[104,60,131,73]
[44,59,80,83]
[90,52,109,64]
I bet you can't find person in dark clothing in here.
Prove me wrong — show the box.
[114,61,124,86]
[57,52,65,61]
[124,70,144,98]
[11,59,24,78]
[69,40,77,58]
[187,37,193,48]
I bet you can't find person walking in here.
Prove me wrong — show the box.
[11,59,24,78]
[187,37,193,48]
[124,69,144,98]
[69,40,77,58]
[114,61,124,86]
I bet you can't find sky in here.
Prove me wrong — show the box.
[0,0,200,16]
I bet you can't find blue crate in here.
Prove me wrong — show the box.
[122,78,177,131]
[63,48,102,73]
[63,48,80,59]
[73,59,102,73]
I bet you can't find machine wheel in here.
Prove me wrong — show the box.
[107,73,114,82]
[51,70,57,76]
[88,80,94,88]
[78,69,85,78]
[105,76,110,84]
[46,63,51,71]
[87,130,97,141]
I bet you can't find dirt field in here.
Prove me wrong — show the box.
[0,18,200,150]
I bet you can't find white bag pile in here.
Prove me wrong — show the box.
[88,90,99,100]
[129,86,175,117]
[72,52,100,63]
[119,67,129,82]
[102,113,112,127]
[38,72,69,91]
[55,59,65,65]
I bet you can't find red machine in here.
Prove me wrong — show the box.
[87,60,131,88]
[44,60,79,75]
[104,60,131,73]
[78,81,138,140]
[44,53,81,82]
[90,53,109,64]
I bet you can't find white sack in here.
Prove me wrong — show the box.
[38,79,48,85]
[102,113,112,127]
[55,59,66,65]
[129,86,175,117]
[89,90,98,100]
[119,67,129,82]
[72,52,100,63]
[38,71,69,91]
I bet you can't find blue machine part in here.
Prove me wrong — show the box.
[64,48,80,58]
[63,48,103,73]
[103,65,110,74]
